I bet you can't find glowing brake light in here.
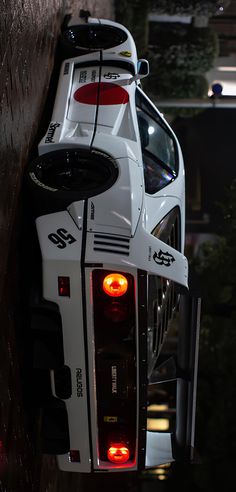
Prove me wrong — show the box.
[103,273,128,297]
[107,443,130,463]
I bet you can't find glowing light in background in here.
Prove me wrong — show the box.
[147,418,169,431]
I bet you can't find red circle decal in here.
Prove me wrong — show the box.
[74,82,129,105]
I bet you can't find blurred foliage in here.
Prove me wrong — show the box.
[149,0,231,16]
[166,181,236,488]
[143,71,209,116]
[115,1,220,118]
[144,72,209,98]
[147,24,218,116]
[115,0,149,55]
[147,24,219,116]
[189,180,236,485]
[149,25,219,73]
[194,180,236,314]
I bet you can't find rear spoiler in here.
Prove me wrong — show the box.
[145,294,201,467]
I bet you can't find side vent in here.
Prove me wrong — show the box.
[93,234,130,256]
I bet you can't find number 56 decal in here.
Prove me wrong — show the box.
[48,228,77,249]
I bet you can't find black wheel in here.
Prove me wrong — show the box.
[60,24,128,58]
[26,148,118,215]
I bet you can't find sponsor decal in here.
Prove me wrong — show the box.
[153,249,175,267]
[76,368,83,397]
[79,70,87,83]
[90,202,95,220]
[91,69,97,82]
[48,228,77,249]
[148,246,152,261]
[45,122,60,144]
[119,51,132,57]
[29,172,57,191]
[104,416,118,423]
[104,72,120,80]
[111,365,118,394]
[64,62,69,75]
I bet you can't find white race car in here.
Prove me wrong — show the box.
[26,12,197,474]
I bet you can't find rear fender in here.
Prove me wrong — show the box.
[86,225,188,289]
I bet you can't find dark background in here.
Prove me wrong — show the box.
[173,107,236,234]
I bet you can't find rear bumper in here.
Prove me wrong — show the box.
[54,266,148,473]
[35,203,189,472]
[36,208,146,472]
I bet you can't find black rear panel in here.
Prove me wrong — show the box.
[92,270,136,464]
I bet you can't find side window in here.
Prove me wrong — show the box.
[147,274,178,376]
[152,207,181,252]
[136,89,178,194]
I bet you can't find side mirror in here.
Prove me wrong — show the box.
[137,59,149,78]
[116,60,149,86]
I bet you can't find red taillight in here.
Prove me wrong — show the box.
[104,301,128,323]
[69,450,80,462]
[103,273,128,297]
[58,276,70,297]
[107,443,130,464]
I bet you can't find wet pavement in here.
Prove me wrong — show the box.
[0,1,114,491]
[0,223,40,492]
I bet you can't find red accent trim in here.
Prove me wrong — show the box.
[74,82,129,105]
[58,276,70,297]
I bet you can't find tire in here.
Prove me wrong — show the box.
[26,148,118,215]
[60,24,128,58]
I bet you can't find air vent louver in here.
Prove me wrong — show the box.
[94,234,130,256]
